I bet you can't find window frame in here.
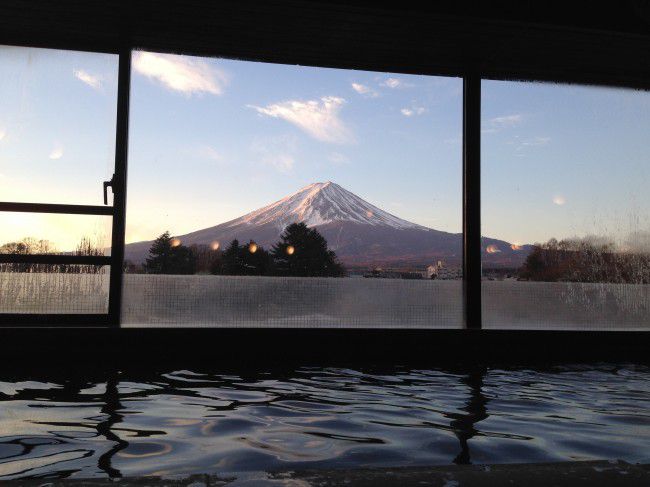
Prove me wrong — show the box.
[0,42,645,340]
[0,46,130,327]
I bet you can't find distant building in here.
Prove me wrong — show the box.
[364,267,423,279]
[426,261,461,280]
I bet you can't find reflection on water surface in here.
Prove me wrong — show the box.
[1,364,649,480]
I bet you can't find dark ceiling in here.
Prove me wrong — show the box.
[1,1,649,88]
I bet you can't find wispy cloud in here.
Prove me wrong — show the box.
[400,106,426,117]
[249,96,353,144]
[328,152,350,165]
[520,136,550,147]
[482,113,524,134]
[512,136,551,155]
[49,146,63,160]
[197,145,223,163]
[444,136,461,145]
[351,83,378,98]
[132,51,228,96]
[73,69,102,90]
[264,153,294,172]
[251,135,298,173]
[382,77,402,89]
[489,114,523,127]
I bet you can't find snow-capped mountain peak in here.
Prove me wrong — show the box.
[231,181,427,230]
[124,181,529,268]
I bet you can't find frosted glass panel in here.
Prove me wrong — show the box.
[0,267,109,314]
[122,275,462,327]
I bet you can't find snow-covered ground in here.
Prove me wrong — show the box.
[1,273,649,329]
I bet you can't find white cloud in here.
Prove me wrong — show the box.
[132,51,227,96]
[400,106,426,117]
[265,153,294,172]
[351,83,378,98]
[514,136,551,154]
[0,129,5,141]
[488,114,523,127]
[521,136,550,147]
[251,135,298,173]
[197,145,223,162]
[382,77,402,89]
[73,69,102,90]
[482,114,524,134]
[249,96,352,144]
[49,146,63,160]
[328,152,350,165]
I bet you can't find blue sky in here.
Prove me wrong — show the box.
[1,47,649,251]
[126,53,462,244]
[482,80,650,247]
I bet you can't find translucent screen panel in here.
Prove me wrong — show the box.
[0,46,118,205]
[122,275,462,327]
[124,51,463,327]
[0,266,109,314]
[0,212,112,256]
[481,80,650,330]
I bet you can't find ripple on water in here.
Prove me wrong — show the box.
[0,364,648,480]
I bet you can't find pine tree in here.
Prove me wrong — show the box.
[219,239,273,275]
[143,231,196,274]
[221,239,243,275]
[168,244,196,275]
[241,241,273,275]
[271,223,345,277]
[190,244,222,274]
[143,231,174,274]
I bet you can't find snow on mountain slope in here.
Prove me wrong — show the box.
[230,181,428,230]
[124,181,529,267]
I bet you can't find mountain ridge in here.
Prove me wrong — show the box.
[124,181,530,269]
[223,181,429,231]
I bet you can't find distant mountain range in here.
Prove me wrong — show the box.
[124,182,532,269]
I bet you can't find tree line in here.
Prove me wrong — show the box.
[0,237,105,273]
[141,222,346,277]
[520,237,650,284]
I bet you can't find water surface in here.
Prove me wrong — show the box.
[1,364,649,480]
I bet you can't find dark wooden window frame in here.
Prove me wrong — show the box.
[0,45,486,329]
[0,17,646,363]
[0,48,130,328]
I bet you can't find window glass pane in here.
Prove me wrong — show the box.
[0,212,112,256]
[482,80,650,330]
[0,265,109,314]
[0,46,118,205]
[124,51,463,327]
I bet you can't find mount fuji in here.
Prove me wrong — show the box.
[124,182,530,269]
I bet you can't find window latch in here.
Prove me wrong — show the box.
[103,175,115,205]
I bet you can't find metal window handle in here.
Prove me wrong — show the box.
[103,175,115,205]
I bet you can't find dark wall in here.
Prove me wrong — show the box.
[1,1,650,88]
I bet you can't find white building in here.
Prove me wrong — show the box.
[425,261,462,280]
